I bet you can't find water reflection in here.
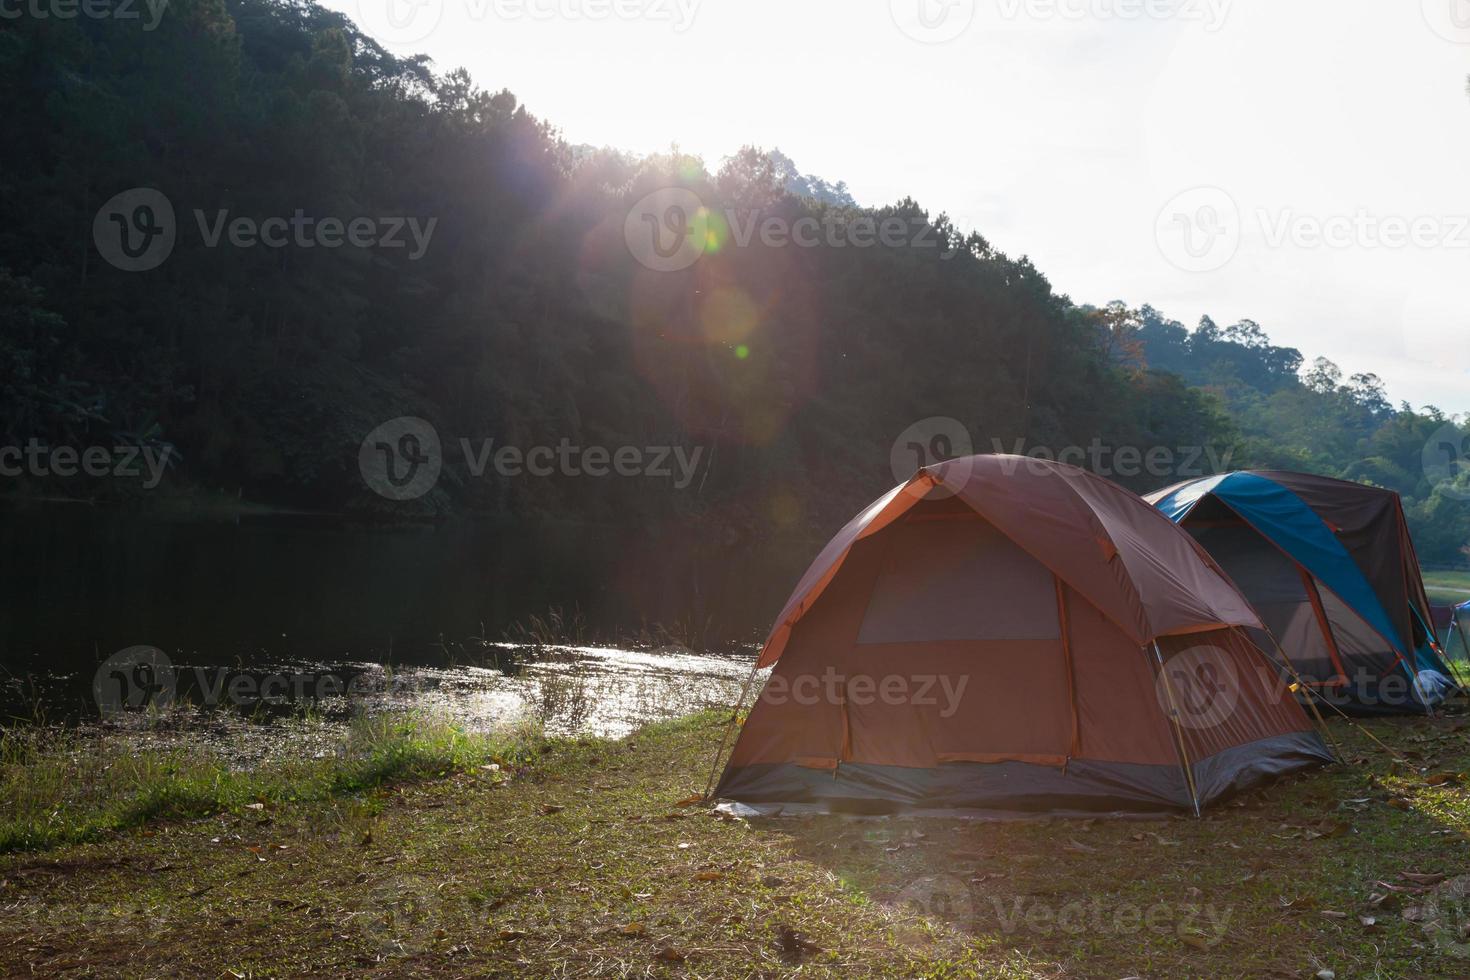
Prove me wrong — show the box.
[1,504,796,733]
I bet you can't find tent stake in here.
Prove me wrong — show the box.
[1151,642,1202,819]
[702,660,761,802]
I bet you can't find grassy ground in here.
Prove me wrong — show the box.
[0,713,540,854]
[5,712,1470,977]
[1425,570,1470,605]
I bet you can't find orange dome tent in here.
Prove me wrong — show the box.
[714,456,1333,817]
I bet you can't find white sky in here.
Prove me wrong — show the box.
[327,0,1470,413]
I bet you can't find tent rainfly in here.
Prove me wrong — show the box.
[715,456,1333,818]
[1148,471,1458,715]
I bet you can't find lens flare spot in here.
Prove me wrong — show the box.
[698,286,761,346]
[769,489,801,527]
[700,208,728,255]
[734,344,750,360]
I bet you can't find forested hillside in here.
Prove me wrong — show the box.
[2,0,1466,564]
[1136,309,1470,564]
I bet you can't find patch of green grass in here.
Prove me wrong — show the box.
[6,711,1470,976]
[0,712,539,855]
[1425,569,1470,604]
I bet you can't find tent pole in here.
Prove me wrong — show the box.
[1150,642,1202,819]
[1259,629,1344,764]
[1261,630,1418,766]
[702,660,761,802]
[1458,612,1470,679]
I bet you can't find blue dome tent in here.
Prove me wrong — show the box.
[1447,601,1470,682]
[1147,471,1458,715]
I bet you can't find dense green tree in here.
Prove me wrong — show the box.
[0,0,1463,567]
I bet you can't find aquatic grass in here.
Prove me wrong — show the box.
[329,711,540,793]
[0,711,541,855]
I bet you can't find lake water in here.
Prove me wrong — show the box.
[0,504,805,735]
